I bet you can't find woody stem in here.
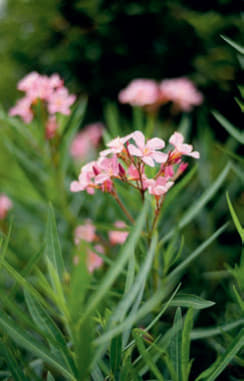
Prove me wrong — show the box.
[111,190,135,224]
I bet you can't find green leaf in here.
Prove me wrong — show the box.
[181,309,194,381]
[47,372,55,381]
[220,35,244,55]
[60,98,87,173]
[104,102,120,137]
[159,163,231,248]
[212,111,244,144]
[110,334,122,375]
[133,329,165,381]
[0,313,75,381]
[170,308,183,381]
[24,290,77,376]
[0,340,28,381]
[226,192,244,243]
[79,199,149,326]
[170,294,215,310]
[191,319,244,340]
[44,203,65,282]
[196,328,244,381]
[167,223,228,281]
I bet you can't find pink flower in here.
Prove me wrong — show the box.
[164,165,174,178]
[169,132,200,159]
[85,123,104,146]
[48,87,76,115]
[119,79,160,107]
[45,116,59,139]
[17,72,40,92]
[160,78,203,112]
[9,97,33,123]
[100,134,133,157]
[87,244,104,273]
[74,219,96,245]
[49,73,64,89]
[128,131,168,167]
[127,164,140,181]
[0,194,12,220]
[145,177,174,197]
[94,156,119,191]
[109,221,129,245]
[70,123,104,160]
[70,161,98,194]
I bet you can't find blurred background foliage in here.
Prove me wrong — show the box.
[0,0,243,121]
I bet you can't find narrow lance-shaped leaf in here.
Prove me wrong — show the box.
[169,308,183,381]
[226,192,244,244]
[196,328,244,381]
[181,308,194,381]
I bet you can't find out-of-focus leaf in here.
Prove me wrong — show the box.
[212,111,244,144]
[196,328,244,381]
[226,192,244,243]
[220,35,244,55]
[181,308,193,381]
[170,294,215,310]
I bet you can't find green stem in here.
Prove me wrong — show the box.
[111,190,135,224]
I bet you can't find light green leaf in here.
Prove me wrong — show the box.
[181,309,194,381]
[196,328,244,381]
[159,163,231,248]
[170,294,215,310]
[191,319,244,340]
[170,308,183,381]
[168,223,228,281]
[220,35,244,55]
[212,111,244,144]
[79,199,149,326]
[0,313,75,381]
[226,192,244,243]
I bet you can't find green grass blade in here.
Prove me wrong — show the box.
[133,329,165,381]
[159,163,231,248]
[226,192,244,243]
[196,328,244,381]
[220,35,244,55]
[191,319,244,340]
[0,313,76,381]
[79,199,149,325]
[167,223,228,281]
[0,340,28,381]
[170,294,215,310]
[212,111,244,144]
[181,309,194,381]
[170,308,183,381]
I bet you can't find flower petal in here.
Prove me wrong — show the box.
[147,137,165,150]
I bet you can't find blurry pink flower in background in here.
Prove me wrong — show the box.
[0,194,12,220]
[9,72,76,123]
[73,244,104,273]
[128,131,167,167]
[169,132,200,159]
[109,221,128,245]
[74,219,96,245]
[17,71,40,92]
[119,79,160,107]
[9,97,33,123]
[87,244,104,273]
[48,87,76,115]
[45,116,59,140]
[159,78,203,111]
[70,123,104,160]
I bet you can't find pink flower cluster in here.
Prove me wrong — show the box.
[70,131,199,203]
[0,194,12,220]
[74,219,128,272]
[70,123,104,160]
[9,72,76,137]
[118,77,203,112]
